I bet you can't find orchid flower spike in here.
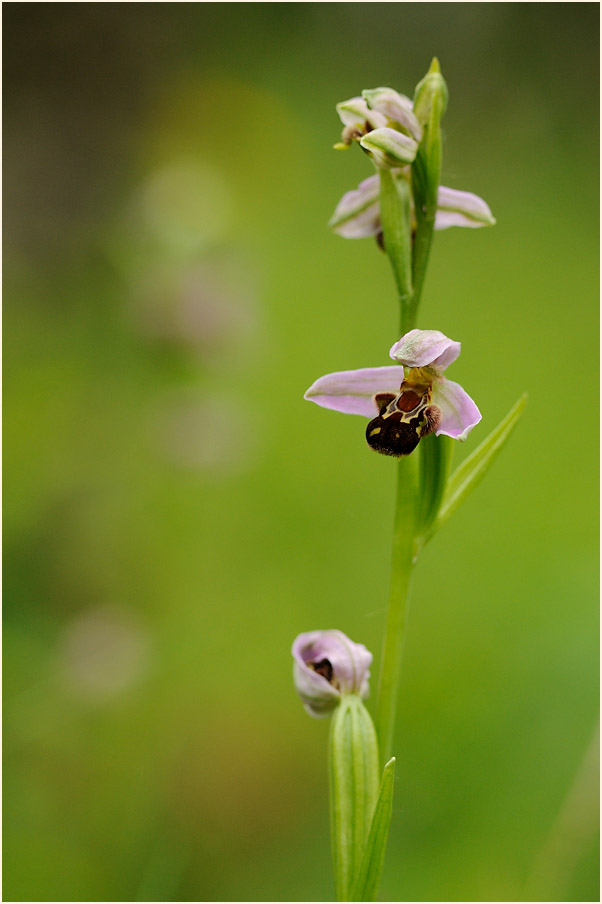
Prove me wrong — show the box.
[329,173,496,239]
[335,87,422,168]
[292,630,372,718]
[304,329,481,457]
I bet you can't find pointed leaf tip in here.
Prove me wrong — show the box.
[429,57,441,73]
[351,756,396,902]
[426,392,527,541]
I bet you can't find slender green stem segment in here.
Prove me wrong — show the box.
[375,454,419,765]
[411,57,446,319]
[379,169,413,331]
[410,144,438,320]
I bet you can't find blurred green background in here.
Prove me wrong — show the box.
[3,4,599,902]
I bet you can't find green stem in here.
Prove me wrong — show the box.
[376,165,420,766]
[410,210,435,319]
[410,69,444,318]
[375,454,419,765]
[410,151,438,321]
[378,168,413,330]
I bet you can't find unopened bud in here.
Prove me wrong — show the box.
[413,57,448,127]
[292,629,372,718]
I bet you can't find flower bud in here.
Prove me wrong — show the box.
[362,87,422,143]
[360,127,418,169]
[292,629,372,718]
[412,57,448,127]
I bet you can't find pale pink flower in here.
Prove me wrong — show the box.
[305,329,481,456]
[292,630,372,718]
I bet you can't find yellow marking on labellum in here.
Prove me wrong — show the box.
[369,426,382,436]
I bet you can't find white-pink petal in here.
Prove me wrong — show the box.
[432,377,481,440]
[336,97,387,130]
[332,203,381,238]
[336,96,370,126]
[435,186,496,230]
[329,175,381,238]
[362,87,423,143]
[389,329,461,371]
[304,365,404,417]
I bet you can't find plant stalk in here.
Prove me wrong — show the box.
[375,454,418,765]
[375,166,421,765]
[378,168,413,329]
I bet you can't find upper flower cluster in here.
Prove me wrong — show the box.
[332,78,494,239]
[336,87,423,168]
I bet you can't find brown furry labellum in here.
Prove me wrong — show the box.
[366,387,441,457]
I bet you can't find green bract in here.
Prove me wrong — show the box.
[329,696,379,902]
[351,758,396,902]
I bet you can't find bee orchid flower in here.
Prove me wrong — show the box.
[304,329,481,457]
[292,630,372,718]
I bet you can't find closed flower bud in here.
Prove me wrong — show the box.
[292,630,372,718]
[412,57,448,127]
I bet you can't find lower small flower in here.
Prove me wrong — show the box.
[292,630,372,718]
[304,329,481,457]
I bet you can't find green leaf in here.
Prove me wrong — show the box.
[329,697,380,902]
[426,393,527,541]
[351,757,396,902]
